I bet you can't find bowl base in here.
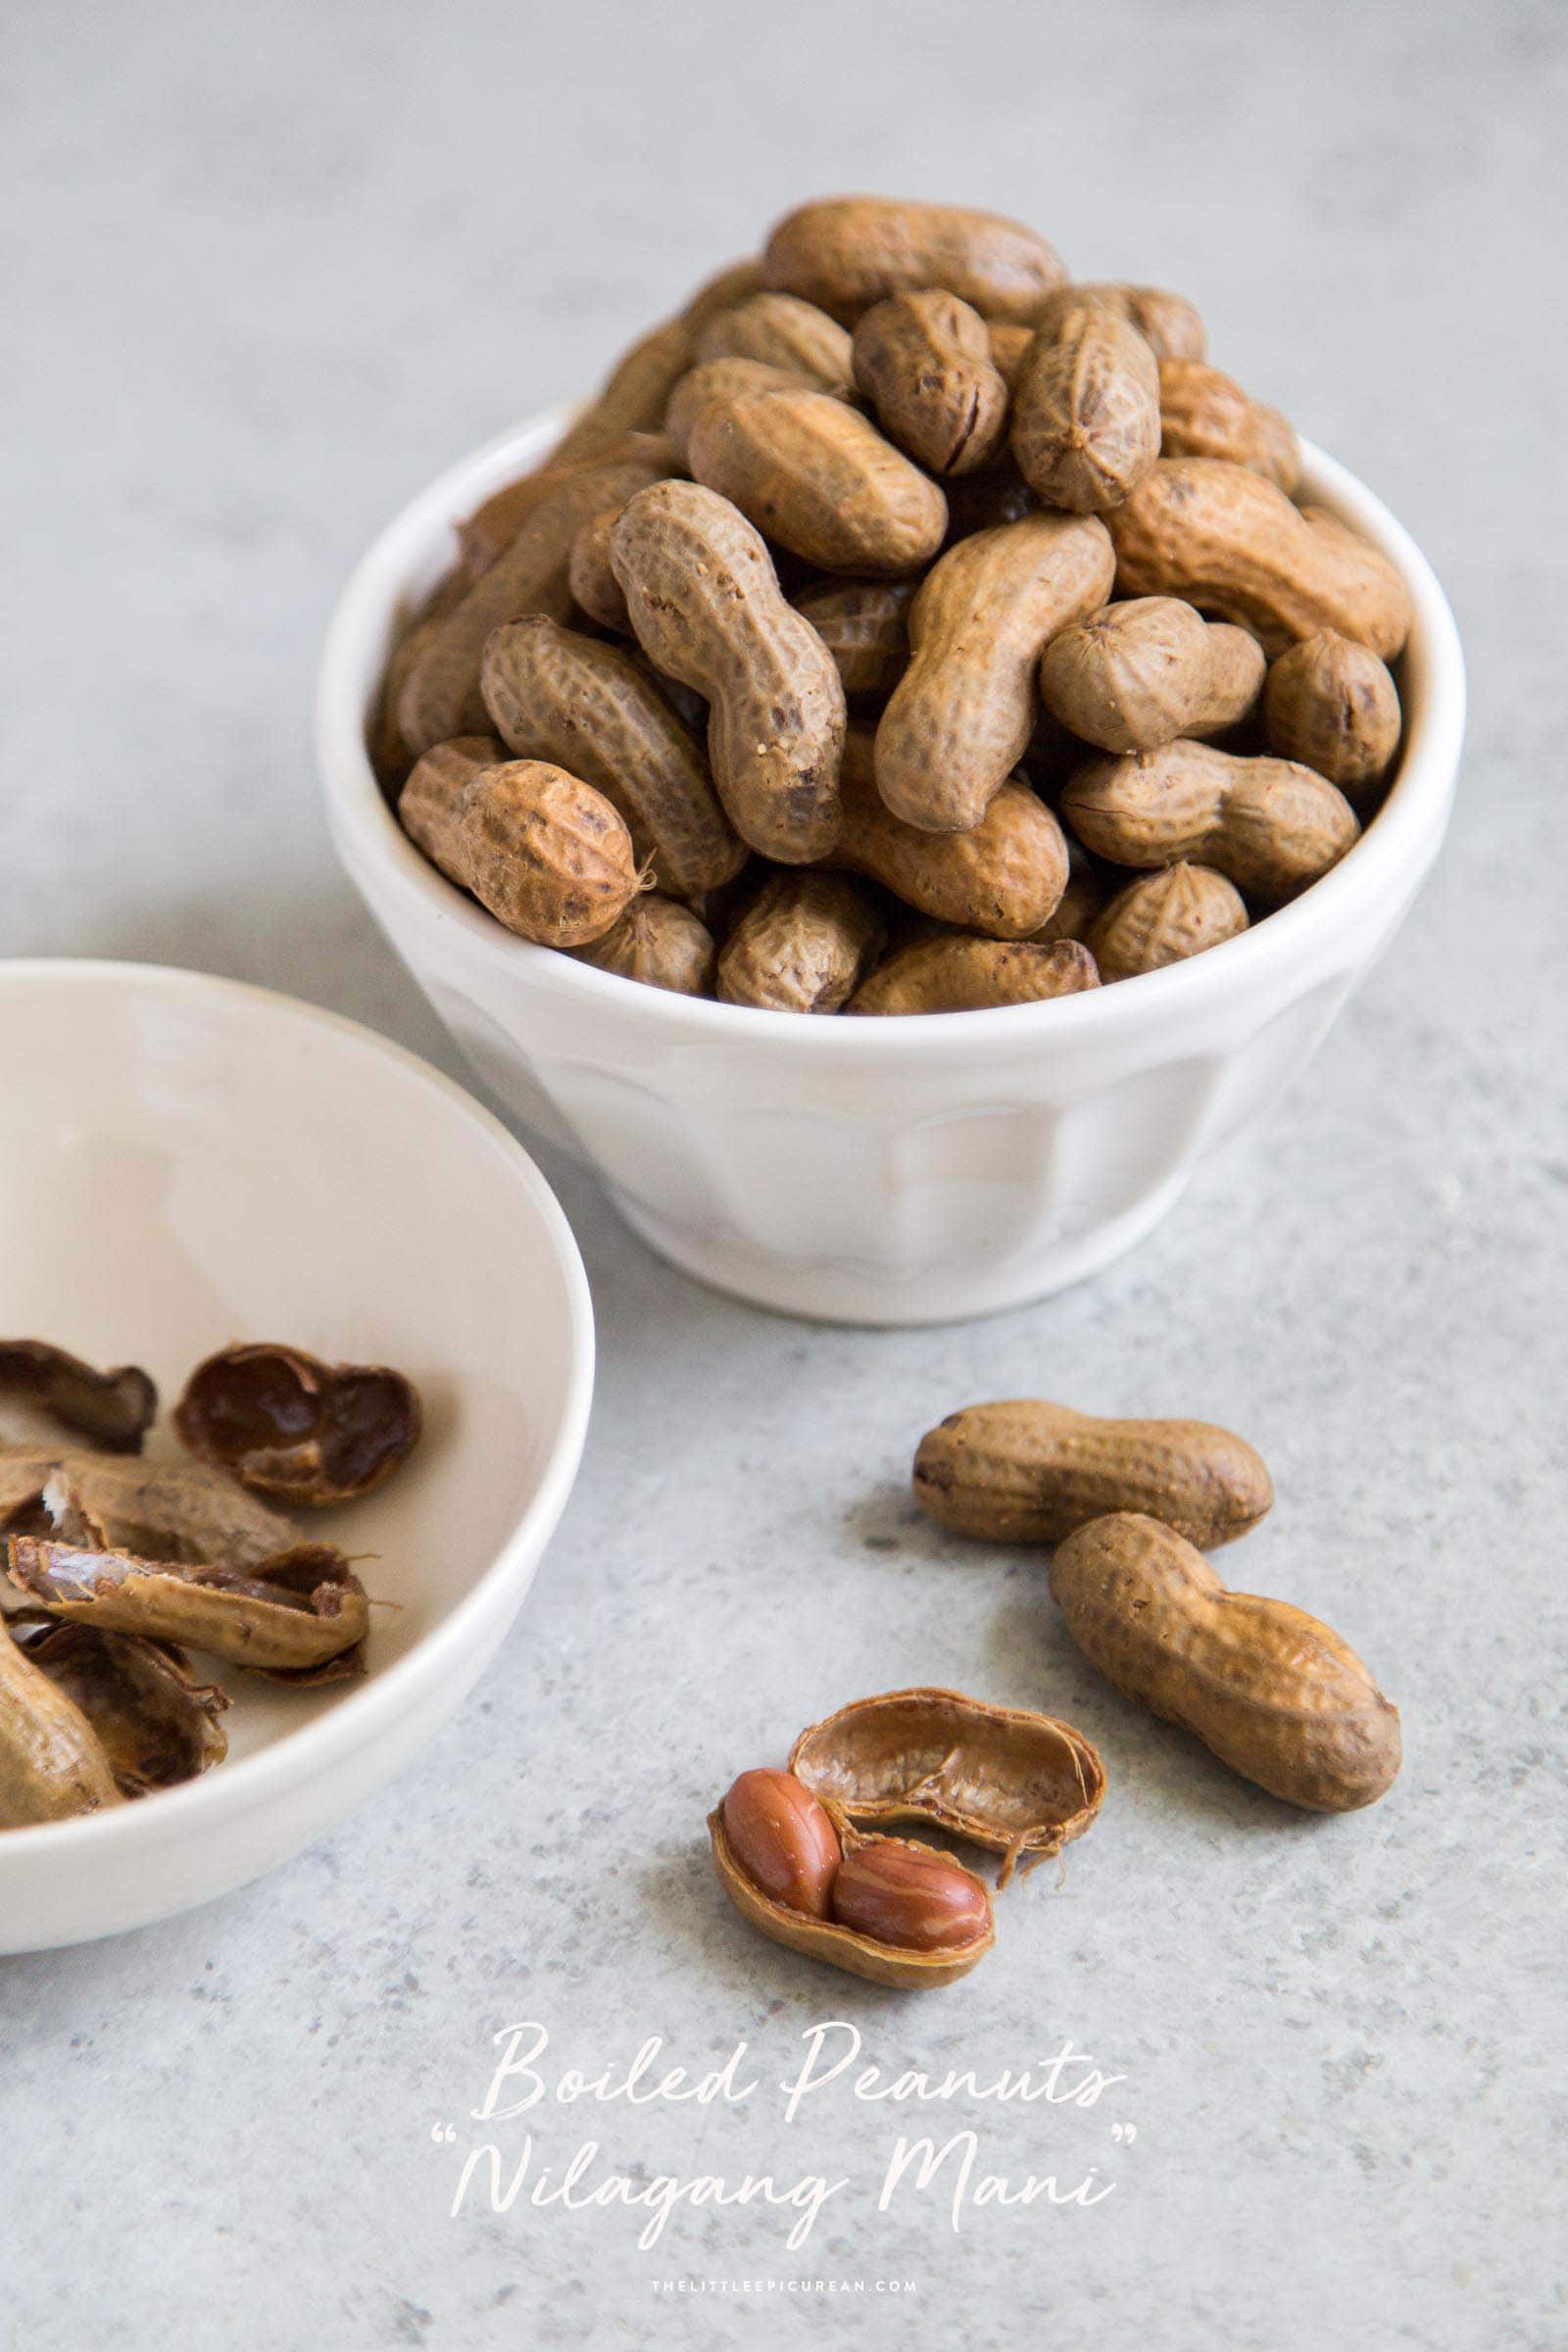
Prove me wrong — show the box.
[608,1175,1191,1327]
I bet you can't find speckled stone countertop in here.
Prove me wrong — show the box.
[1,3,1562,2345]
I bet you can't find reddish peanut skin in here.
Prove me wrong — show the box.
[830,1838,993,1952]
[721,1769,841,1919]
[763,195,1068,324]
[875,513,1116,831]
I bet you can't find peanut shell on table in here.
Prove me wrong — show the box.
[1050,1513,1401,1812]
[789,1686,1105,1884]
[913,1398,1273,1548]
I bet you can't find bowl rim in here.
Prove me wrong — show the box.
[0,957,596,1858]
[318,411,1465,1051]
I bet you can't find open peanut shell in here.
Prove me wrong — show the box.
[174,1344,421,1506]
[0,1342,156,1454]
[789,1687,1105,1885]
[6,1535,369,1678]
[0,1448,300,1569]
[708,1808,995,1988]
[19,1621,229,1793]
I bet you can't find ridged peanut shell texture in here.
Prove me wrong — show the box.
[708,1806,994,1988]
[695,291,855,395]
[852,291,1009,476]
[716,871,884,1013]
[610,480,846,863]
[1011,304,1162,514]
[1061,740,1360,903]
[914,1400,1273,1548]
[875,513,1116,831]
[479,614,745,901]
[1107,459,1412,657]
[1157,359,1301,493]
[790,1687,1105,1883]
[763,194,1067,323]
[1263,630,1402,796]
[456,760,642,947]
[1038,597,1265,754]
[1050,1514,1401,1812]
[1031,282,1207,364]
[1090,864,1249,980]
[835,728,1068,939]
[574,894,715,996]
[849,936,1099,1016]
[689,388,948,576]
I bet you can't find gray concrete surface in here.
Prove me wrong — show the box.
[1,1,1563,2344]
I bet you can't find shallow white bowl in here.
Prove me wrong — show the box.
[318,412,1464,1325]
[0,962,592,1950]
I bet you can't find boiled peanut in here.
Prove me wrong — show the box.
[1090,862,1249,979]
[1038,597,1265,753]
[852,291,1009,476]
[480,614,745,900]
[720,1768,841,1919]
[1107,459,1412,657]
[763,194,1067,324]
[875,514,1115,831]
[716,871,884,1012]
[830,1838,993,1953]
[1031,282,1206,364]
[457,433,673,576]
[398,734,506,884]
[574,893,715,995]
[1050,1513,1401,1812]
[1262,629,1402,797]
[914,1399,1272,1548]
[455,760,642,947]
[986,322,1033,387]
[1011,302,1162,514]
[399,448,673,757]
[689,387,947,576]
[1028,848,1106,947]
[850,935,1099,1015]
[549,317,694,466]
[835,728,1067,939]
[696,291,855,395]
[664,356,812,464]
[678,256,767,335]
[792,577,916,700]
[1158,358,1300,493]
[611,480,846,862]
[567,508,631,631]
[1061,740,1359,902]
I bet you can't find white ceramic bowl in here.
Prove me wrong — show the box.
[318,412,1464,1325]
[0,962,593,1950]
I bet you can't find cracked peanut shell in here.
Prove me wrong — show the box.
[174,1342,421,1507]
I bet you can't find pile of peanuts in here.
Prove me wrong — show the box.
[374,195,1411,1015]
